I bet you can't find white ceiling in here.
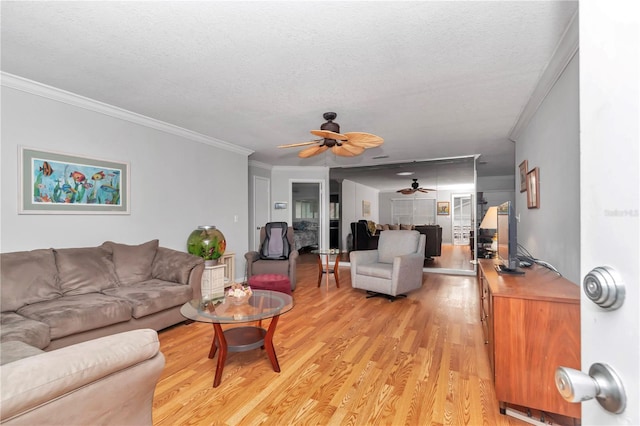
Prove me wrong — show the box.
[1,1,578,182]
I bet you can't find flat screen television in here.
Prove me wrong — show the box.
[495,201,524,274]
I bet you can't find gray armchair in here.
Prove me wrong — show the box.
[349,230,426,300]
[244,225,299,290]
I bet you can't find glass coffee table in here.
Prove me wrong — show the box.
[180,290,294,387]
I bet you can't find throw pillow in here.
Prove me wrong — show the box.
[367,220,377,235]
[400,224,413,230]
[54,246,119,295]
[101,240,159,286]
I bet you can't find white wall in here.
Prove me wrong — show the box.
[1,83,251,282]
[514,53,580,283]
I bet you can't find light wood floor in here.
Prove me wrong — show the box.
[153,255,529,425]
[423,243,475,271]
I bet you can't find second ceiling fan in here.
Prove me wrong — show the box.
[278,112,384,158]
[397,178,435,195]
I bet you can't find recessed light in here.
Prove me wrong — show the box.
[396,171,414,176]
[372,155,389,160]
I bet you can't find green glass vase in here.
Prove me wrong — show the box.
[187,226,226,265]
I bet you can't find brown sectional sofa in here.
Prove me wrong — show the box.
[0,239,204,352]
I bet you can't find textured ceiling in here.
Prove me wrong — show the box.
[1,1,578,183]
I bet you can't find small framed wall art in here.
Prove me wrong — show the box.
[362,200,371,217]
[19,147,129,214]
[519,160,528,193]
[526,167,540,209]
[437,201,450,215]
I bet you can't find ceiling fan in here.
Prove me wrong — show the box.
[278,112,384,158]
[397,179,435,195]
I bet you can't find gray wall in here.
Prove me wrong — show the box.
[514,54,580,283]
[1,83,250,282]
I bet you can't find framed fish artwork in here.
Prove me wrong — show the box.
[19,147,130,214]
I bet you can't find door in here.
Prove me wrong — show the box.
[577,2,638,423]
[253,176,270,251]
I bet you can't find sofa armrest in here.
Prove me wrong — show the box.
[151,247,204,300]
[1,329,164,425]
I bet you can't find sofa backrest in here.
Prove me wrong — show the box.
[0,249,61,312]
[54,247,119,296]
[377,230,423,264]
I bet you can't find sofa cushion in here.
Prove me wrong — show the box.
[0,312,50,349]
[151,247,203,285]
[54,247,119,295]
[0,249,61,312]
[378,230,421,264]
[0,340,45,365]
[16,294,132,340]
[102,279,192,319]
[356,263,394,280]
[101,240,159,286]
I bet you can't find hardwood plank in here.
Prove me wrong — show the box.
[153,254,539,425]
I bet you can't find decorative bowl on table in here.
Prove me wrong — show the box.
[227,284,252,305]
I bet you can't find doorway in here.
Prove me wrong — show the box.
[452,194,472,246]
[291,181,323,252]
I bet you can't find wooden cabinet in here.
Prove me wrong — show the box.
[478,260,581,419]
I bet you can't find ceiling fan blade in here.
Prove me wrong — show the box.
[332,144,365,157]
[344,132,384,148]
[397,188,415,194]
[278,140,322,148]
[416,188,436,193]
[298,145,328,158]
[310,129,347,140]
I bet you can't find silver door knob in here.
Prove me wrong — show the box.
[583,266,625,310]
[555,363,626,414]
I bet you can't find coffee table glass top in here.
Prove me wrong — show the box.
[181,289,294,324]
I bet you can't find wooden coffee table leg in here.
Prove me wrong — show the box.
[208,324,218,359]
[316,254,323,287]
[334,256,340,288]
[264,315,281,372]
[212,323,227,387]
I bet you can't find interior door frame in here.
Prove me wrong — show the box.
[289,179,326,249]
[451,193,473,245]
[252,176,270,251]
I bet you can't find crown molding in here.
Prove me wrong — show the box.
[248,160,273,171]
[508,10,579,142]
[1,72,254,157]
